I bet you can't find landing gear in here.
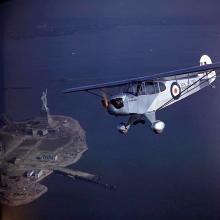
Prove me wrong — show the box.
[117,123,130,135]
[117,112,165,135]
[151,120,165,134]
[133,119,145,125]
[145,112,165,134]
[117,115,143,135]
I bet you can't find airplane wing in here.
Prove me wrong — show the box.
[63,62,220,93]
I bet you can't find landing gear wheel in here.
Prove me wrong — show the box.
[117,123,130,135]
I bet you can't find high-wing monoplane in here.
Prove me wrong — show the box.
[64,55,220,134]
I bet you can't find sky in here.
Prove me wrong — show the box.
[2,0,220,25]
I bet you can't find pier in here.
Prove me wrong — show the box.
[54,167,99,182]
[54,167,116,190]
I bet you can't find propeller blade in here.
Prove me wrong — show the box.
[101,90,109,109]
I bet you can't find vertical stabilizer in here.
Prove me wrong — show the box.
[199,55,216,83]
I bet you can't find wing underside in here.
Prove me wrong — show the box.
[63,62,220,93]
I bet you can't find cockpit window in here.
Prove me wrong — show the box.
[137,82,158,95]
[125,81,166,95]
[144,82,166,94]
[145,82,156,95]
[110,98,124,109]
[159,82,166,92]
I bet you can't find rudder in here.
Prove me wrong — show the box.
[199,55,216,83]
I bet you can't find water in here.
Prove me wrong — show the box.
[1,4,220,219]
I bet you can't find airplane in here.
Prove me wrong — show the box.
[64,55,220,134]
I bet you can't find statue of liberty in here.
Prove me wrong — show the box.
[41,89,48,112]
[40,89,53,127]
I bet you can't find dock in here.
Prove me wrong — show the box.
[54,167,99,182]
[54,167,116,190]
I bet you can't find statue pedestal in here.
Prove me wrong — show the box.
[40,108,49,128]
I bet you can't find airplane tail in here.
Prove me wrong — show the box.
[199,55,216,83]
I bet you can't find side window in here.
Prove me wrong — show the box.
[145,82,155,95]
[136,83,142,95]
[154,82,160,94]
[133,82,166,95]
[159,82,166,92]
[137,83,146,95]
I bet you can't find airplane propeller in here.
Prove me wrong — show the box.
[101,90,109,109]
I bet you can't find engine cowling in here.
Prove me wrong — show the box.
[151,120,165,134]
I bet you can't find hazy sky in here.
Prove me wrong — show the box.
[1,0,220,24]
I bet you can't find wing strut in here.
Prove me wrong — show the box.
[144,112,156,123]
